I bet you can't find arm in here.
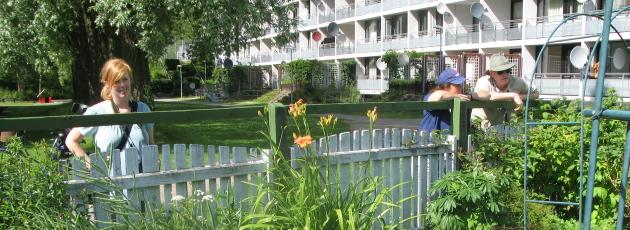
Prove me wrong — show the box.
[471,91,490,101]
[426,90,470,102]
[65,128,90,166]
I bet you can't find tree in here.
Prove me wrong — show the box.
[0,0,296,104]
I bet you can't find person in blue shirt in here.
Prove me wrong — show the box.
[419,68,471,134]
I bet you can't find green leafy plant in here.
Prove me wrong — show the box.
[0,137,82,229]
[382,49,400,80]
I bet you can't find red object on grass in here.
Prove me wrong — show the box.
[38,98,45,103]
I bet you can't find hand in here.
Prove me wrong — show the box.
[457,94,471,101]
[513,93,523,112]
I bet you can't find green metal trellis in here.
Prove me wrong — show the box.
[523,1,630,229]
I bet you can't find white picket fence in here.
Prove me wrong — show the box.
[66,128,456,229]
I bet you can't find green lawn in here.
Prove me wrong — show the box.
[153,101,350,148]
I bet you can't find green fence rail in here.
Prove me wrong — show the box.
[0,100,513,152]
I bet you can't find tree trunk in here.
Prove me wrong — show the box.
[68,2,151,105]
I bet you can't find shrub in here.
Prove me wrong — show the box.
[382,49,400,80]
[150,78,175,97]
[0,137,76,229]
[283,59,314,86]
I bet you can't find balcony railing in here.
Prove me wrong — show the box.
[445,25,479,45]
[336,43,355,55]
[300,48,318,59]
[319,11,335,24]
[357,77,389,94]
[335,5,355,20]
[532,73,630,98]
[482,19,522,42]
[260,53,272,63]
[319,43,336,56]
[357,0,381,15]
[382,33,408,50]
[409,0,437,4]
[382,0,406,11]
[301,14,318,27]
[409,30,440,48]
[357,37,382,53]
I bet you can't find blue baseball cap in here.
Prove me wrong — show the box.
[436,68,465,85]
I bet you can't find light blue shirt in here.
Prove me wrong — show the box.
[78,100,154,153]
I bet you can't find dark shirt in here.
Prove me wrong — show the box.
[419,93,451,134]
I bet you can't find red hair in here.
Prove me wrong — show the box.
[99,58,133,100]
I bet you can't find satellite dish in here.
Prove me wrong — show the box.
[312,31,322,42]
[398,53,410,65]
[576,0,586,3]
[327,22,340,36]
[376,57,387,70]
[569,46,588,69]
[223,58,233,69]
[436,2,447,15]
[613,48,627,70]
[470,3,485,19]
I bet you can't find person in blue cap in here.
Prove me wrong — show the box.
[419,68,471,134]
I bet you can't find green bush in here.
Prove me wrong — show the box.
[283,59,315,86]
[0,88,22,102]
[382,49,400,80]
[0,137,76,229]
[150,78,175,97]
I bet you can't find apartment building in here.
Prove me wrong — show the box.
[235,0,630,98]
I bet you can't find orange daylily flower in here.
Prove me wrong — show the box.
[293,133,313,148]
[318,114,337,128]
[367,106,378,123]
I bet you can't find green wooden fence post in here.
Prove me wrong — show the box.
[268,103,289,159]
[451,98,469,153]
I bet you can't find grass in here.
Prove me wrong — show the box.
[153,101,349,148]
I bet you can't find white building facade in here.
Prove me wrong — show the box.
[236,0,630,98]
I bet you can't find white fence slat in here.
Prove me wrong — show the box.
[249,148,261,200]
[401,129,414,227]
[142,145,160,206]
[161,145,172,209]
[338,132,352,190]
[121,147,141,220]
[319,137,326,155]
[389,152,401,224]
[174,144,188,197]
[218,146,231,201]
[207,145,218,228]
[90,152,110,228]
[233,147,248,204]
[328,134,338,153]
[352,130,361,150]
[392,128,401,148]
[384,128,391,148]
[190,144,206,194]
[361,130,370,150]
[371,129,384,229]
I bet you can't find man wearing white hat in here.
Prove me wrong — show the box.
[471,54,539,128]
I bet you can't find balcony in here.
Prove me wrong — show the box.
[532,73,630,98]
[409,31,440,48]
[482,19,522,42]
[336,43,355,55]
[382,33,407,50]
[445,25,479,46]
[319,11,335,24]
[524,14,582,39]
[357,37,382,53]
[319,43,336,56]
[260,52,272,63]
[300,48,318,59]
[336,5,355,20]
[358,77,389,94]
[301,14,318,27]
[382,0,406,11]
[410,0,437,4]
[357,0,381,16]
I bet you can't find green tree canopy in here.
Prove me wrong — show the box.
[0,0,296,103]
